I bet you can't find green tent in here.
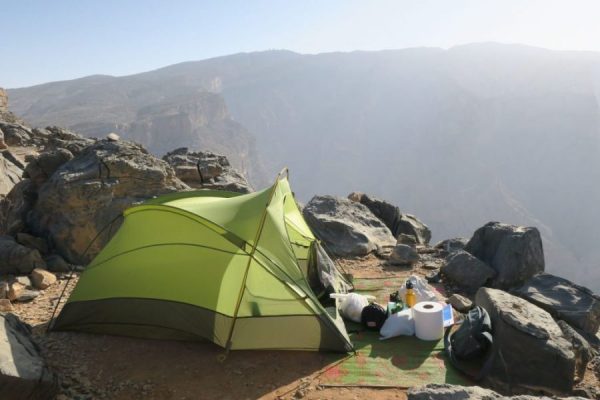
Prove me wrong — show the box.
[53,171,354,352]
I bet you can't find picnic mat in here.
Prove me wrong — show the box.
[319,276,471,388]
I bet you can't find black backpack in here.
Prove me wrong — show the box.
[444,306,495,380]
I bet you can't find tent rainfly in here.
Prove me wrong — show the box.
[53,170,354,352]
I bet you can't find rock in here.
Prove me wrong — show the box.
[44,254,70,273]
[106,132,120,141]
[0,235,46,274]
[23,148,73,187]
[447,294,473,312]
[513,273,600,335]
[434,237,468,253]
[397,214,431,246]
[441,250,496,291]
[30,140,188,264]
[0,298,13,312]
[465,222,545,290]
[347,192,431,244]
[347,192,402,235]
[0,88,7,112]
[0,122,33,146]
[14,289,40,302]
[389,244,419,265]
[30,268,57,290]
[0,313,58,399]
[0,152,22,197]
[13,276,32,287]
[556,320,595,382]
[41,126,94,155]
[407,384,501,400]
[0,180,37,235]
[397,233,418,246]
[475,287,577,394]
[163,147,252,193]
[0,127,6,149]
[8,282,25,301]
[16,232,48,254]
[302,195,396,257]
[0,281,8,298]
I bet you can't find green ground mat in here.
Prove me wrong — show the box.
[319,277,471,388]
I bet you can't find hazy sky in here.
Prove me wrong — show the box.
[3,0,600,88]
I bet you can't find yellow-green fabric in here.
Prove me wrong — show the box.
[54,175,353,352]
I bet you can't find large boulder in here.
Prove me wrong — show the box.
[513,273,600,335]
[441,250,496,292]
[30,140,188,264]
[475,288,578,394]
[163,147,252,193]
[348,192,431,244]
[0,235,46,274]
[0,313,57,399]
[302,195,396,257]
[465,222,544,289]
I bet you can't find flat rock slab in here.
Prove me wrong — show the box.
[0,313,57,399]
[513,273,600,335]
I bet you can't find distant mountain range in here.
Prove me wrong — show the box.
[8,43,600,290]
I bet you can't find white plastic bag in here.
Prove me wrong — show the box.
[379,309,415,340]
[399,275,438,303]
[330,293,374,323]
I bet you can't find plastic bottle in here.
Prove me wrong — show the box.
[405,280,416,308]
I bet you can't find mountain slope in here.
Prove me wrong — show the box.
[8,44,600,290]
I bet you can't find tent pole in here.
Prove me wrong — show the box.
[221,170,284,359]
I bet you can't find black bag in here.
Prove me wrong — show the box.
[361,303,387,331]
[444,306,495,380]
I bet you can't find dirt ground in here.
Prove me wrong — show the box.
[11,249,600,399]
[14,254,425,400]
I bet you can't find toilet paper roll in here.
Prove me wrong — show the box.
[412,301,445,341]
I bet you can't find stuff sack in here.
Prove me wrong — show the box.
[444,306,494,380]
[379,309,415,339]
[330,293,373,323]
[361,303,387,330]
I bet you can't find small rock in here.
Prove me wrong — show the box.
[0,299,13,312]
[434,238,468,253]
[15,289,40,302]
[31,268,57,289]
[447,294,473,312]
[13,276,32,287]
[441,250,496,292]
[389,244,419,265]
[106,132,120,141]
[7,282,26,301]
